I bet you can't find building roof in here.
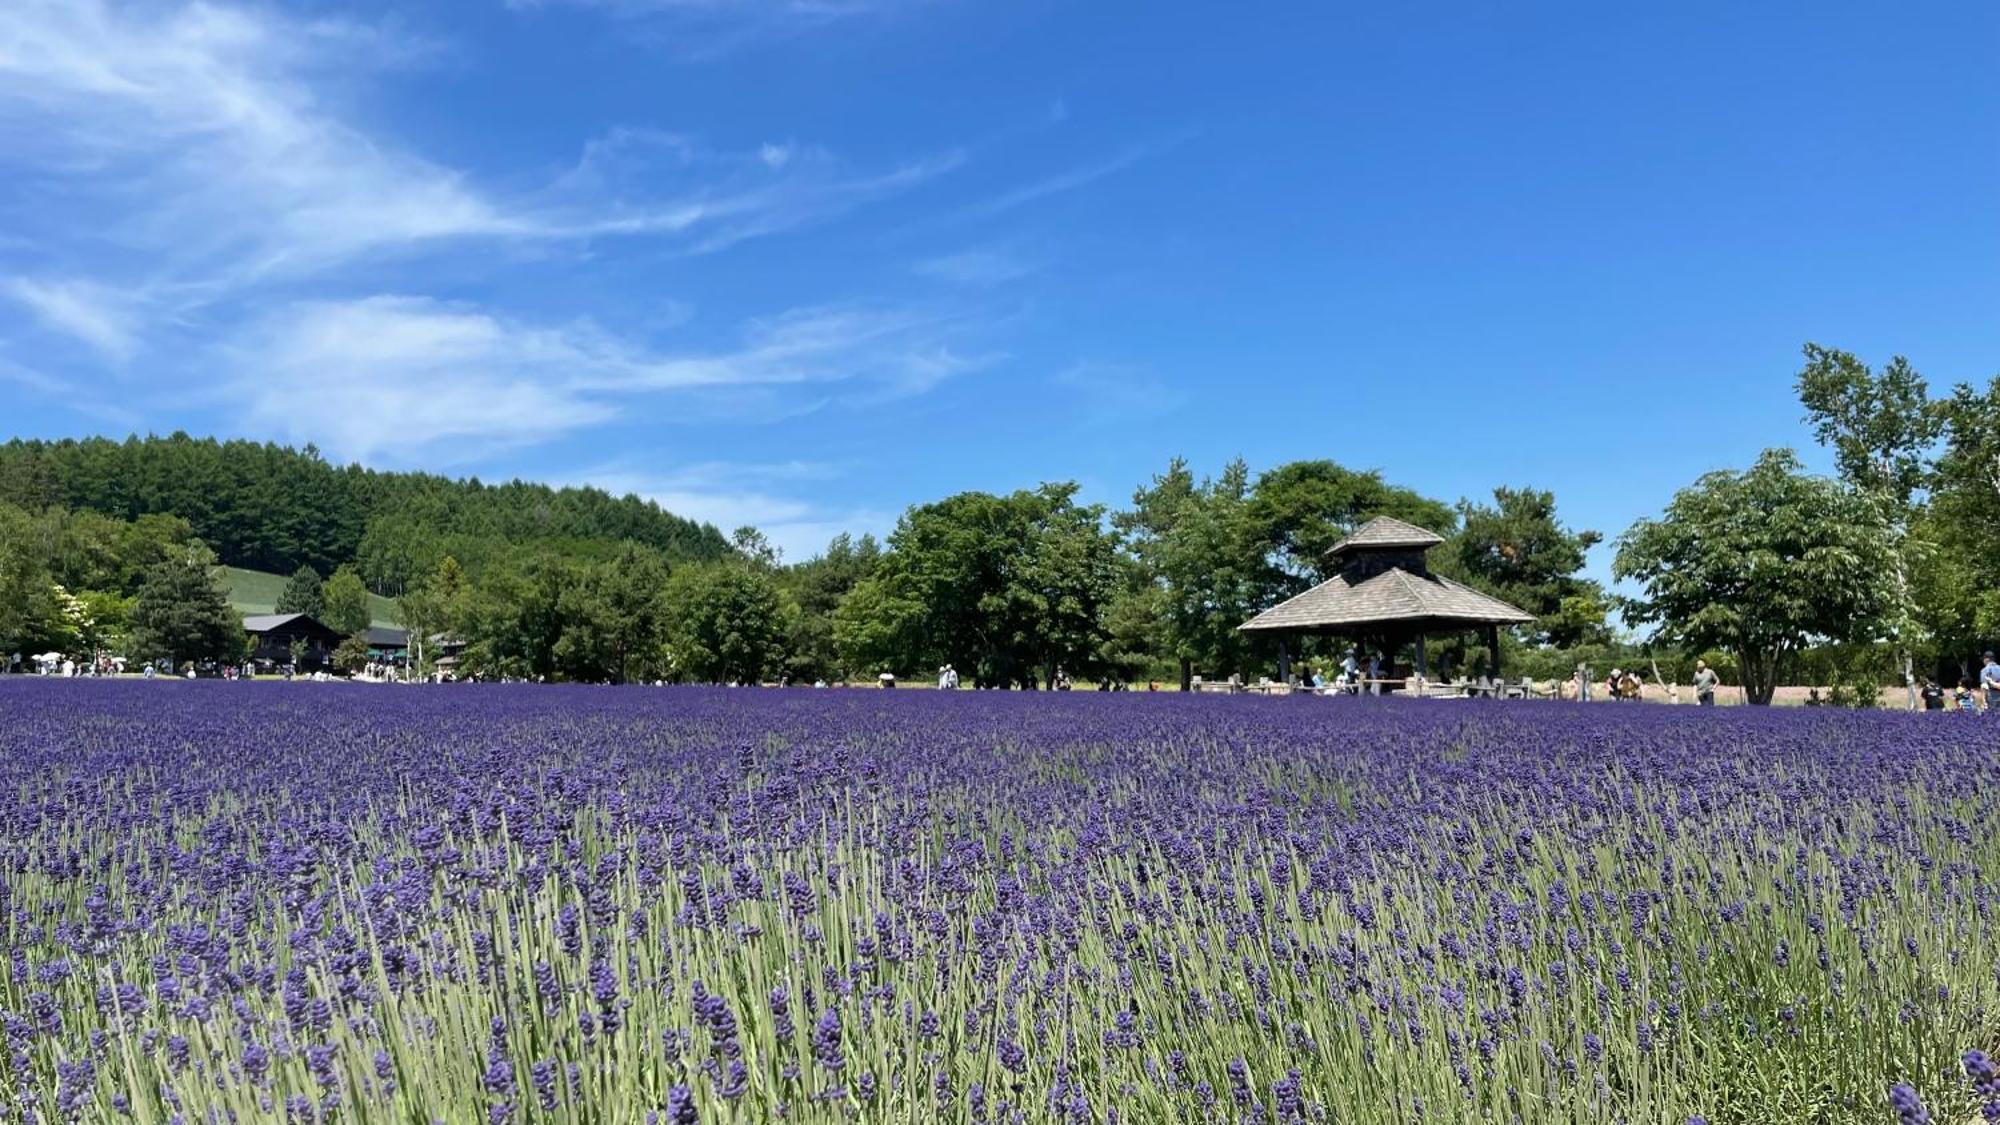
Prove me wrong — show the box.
[243,613,315,633]
[1327,515,1445,558]
[1240,568,1535,633]
[364,626,410,647]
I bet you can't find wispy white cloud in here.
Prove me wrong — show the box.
[2,277,144,361]
[505,0,924,58]
[570,459,892,562]
[914,247,1037,286]
[219,296,997,462]
[0,0,516,280]
[962,145,1153,220]
[1051,360,1186,421]
[545,128,963,254]
[222,297,619,463]
[0,0,961,292]
[510,0,903,16]
[0,355,142,427]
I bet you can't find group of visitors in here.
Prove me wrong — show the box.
[935,664,960,689]
[1573,661,1711,705]
[1604,667,1649,702]
[21,654,126,677]
[1329,650,1383,695]
[1920,652,2000,713]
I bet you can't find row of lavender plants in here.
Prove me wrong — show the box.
[1,681,1996,1123]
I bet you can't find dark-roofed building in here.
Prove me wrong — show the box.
[242,613,343,671]
[1240,516,1534,685]
[363,626,410,663]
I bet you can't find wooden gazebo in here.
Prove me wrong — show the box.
[1238,516,1534,686]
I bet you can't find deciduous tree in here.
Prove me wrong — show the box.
[321,566,373,637]
[664,561,788,684]
[1614,449,1898,705]
[839,484,1120,687]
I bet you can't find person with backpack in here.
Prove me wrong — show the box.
[1921,678,1947,711]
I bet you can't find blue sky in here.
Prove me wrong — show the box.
[2,0,1996,576]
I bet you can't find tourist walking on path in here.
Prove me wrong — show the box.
[1981,652,2000,710]
[1693,660,1718,707]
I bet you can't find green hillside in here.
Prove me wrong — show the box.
[225,567,400,629]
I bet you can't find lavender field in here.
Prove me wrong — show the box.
[2,682,1997,1124]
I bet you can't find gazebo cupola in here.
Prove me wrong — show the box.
[1327,516,1445,581]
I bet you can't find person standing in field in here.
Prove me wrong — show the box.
[1693,660,1718,707]
[1921,677,1946,711]
[1981,652,2000,710]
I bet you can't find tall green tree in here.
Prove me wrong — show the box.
[782,533,880,683]
[0,503,60,657]
[838,484,1121,687]
[1614,449,1898,705]
[1796,343,1943,702]
[1928,375,2000,656]
[130,544,244,669]
[663,561,788,683]
[554,545,672,683]
[321,566,373,637]
[1115,458,1261,688]
[275,565,325,618]
[1443,486,1605,647]
[1797,344,1940,504]
[396,555,468,677]
[461,554,573,681]
[1242,460,1456,596]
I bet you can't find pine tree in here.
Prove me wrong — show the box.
[275,564,324,618]
[132,545,244,670]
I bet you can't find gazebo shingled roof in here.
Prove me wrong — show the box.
[1325,515,1444,558]
[1238,515,1534,682]
[1240,567,1533,633]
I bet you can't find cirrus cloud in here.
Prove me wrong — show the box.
[220,295,998,462]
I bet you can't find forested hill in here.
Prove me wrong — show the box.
[0,435,732,594]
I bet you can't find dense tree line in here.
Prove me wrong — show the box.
[0,501,241,669]
[0,451,1610,688]
[11,341,1994,701]
[0,434,732,587]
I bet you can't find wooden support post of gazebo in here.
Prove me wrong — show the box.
[1239,516,1534,692]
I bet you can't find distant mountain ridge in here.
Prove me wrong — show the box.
[0,434,733,594]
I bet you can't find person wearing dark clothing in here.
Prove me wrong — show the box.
[1921,679,1947,711]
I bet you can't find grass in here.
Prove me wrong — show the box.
[222,566,400,628]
